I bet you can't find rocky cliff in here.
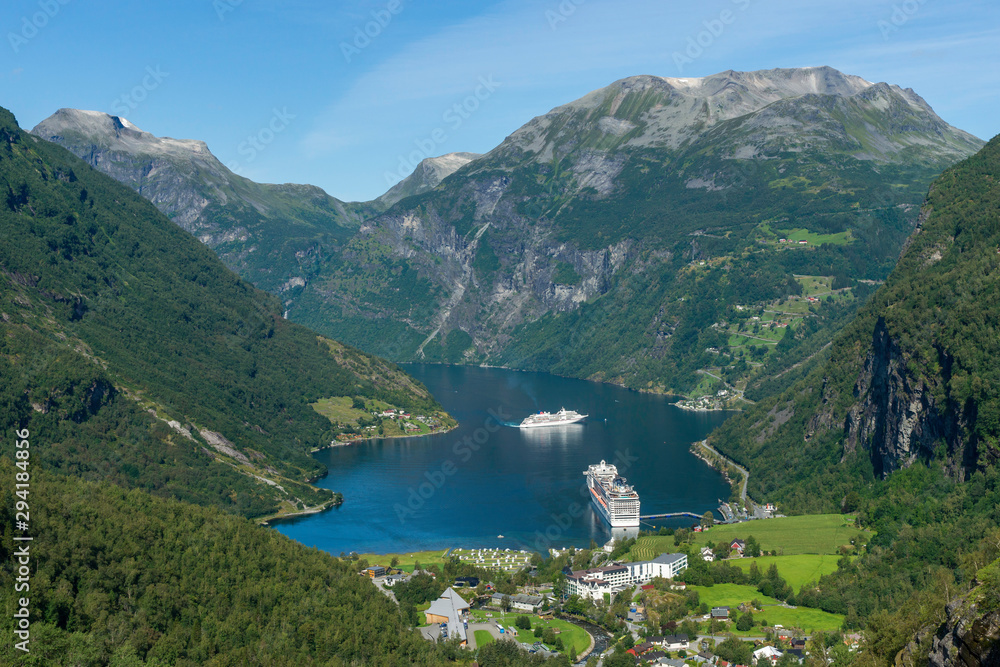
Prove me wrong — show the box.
[291,67,982,392]
[708,132,1000,510]
[31,68,985,396]
[377,151,481,207]
[31,109,375,294]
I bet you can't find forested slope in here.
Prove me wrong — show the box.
[0,105,447,517]
[0,460,451,666]
[704,135,1000,663]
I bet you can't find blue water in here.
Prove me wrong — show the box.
[273,364,732,555]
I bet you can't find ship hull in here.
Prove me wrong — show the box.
[589,487,640,527]
[518,415,586,428]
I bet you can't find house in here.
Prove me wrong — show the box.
[700,547,715,562]
[634,641,655,654]
[661,634,689,650]
[730,539,746,556]
[384,573,409,587]
[424,588,470,646]
[454,576,479,588]
[644,650,667,662]
[798,240,807,244]
[753,645,783,664]
[364,566,386,578]
[711,606,730,619]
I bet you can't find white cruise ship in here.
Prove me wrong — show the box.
[585,460,640,527]
[518,407,587,428]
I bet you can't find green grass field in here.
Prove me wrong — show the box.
[357,549,450,573]
[311,396,369,423]
[468,611,590,655]
[727,554,843,592]
[474,630,495,647]
[691,514,868,555]
[690,584,844,632]
[690,583,780,607]
[777,228,853,246]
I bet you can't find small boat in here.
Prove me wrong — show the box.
[497,534,504,539]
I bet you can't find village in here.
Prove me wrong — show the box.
[355,511,865,666]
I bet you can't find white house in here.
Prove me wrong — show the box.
[700,546,715,562]
[753,645,784,664]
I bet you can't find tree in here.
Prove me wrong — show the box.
[515,615,531,630]
[736,611,755,631]
[715,635,753,665]
[745,535,762,558]
[501,594,512,613]
[701,511,715,529]
[390,556,399,568]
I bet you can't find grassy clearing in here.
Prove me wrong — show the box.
[690,583,780,608]
[727,554,843,592]
[311,396,368,423]
[691,584,844,632]
[777,228,853,246]
[753,605,845,633]
[474,630,495,646]
[469,611,590,654]
[691,514,868,555]
[357,549,450,573]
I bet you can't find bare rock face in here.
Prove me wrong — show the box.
[924,598,1000,666]
[842,317,976,479]
[378,152,482,207]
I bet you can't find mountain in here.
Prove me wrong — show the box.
[32,68,985,399]
[700,136,1000,663]
[1,106,450,519]
[31,108,379,295]
[709,133,1000,510]
[281,66,983,394]
[378,151,482,207]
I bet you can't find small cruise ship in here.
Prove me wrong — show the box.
[518,407,587,428]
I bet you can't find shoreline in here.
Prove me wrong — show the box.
[259,497,342,526]
[310,423,458,453]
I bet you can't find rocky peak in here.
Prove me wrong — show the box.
[377,151,482,207]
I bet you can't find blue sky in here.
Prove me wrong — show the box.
[2,0,998,201]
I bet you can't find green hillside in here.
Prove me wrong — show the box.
[0,460,449,666]
[705,135,1000,662]
[0,106,449,517]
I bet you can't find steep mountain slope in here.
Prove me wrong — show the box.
[31,109,379,294]
[1,106,449,518]
[378,151,482,207]
[285,67,983,393]
[709,133,1000,511]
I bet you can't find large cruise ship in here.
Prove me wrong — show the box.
[518,407,587,428]
[585,460,640,527]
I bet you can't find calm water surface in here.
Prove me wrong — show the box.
[274,365,732,555]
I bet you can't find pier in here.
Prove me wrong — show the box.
[638,511,703,521]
